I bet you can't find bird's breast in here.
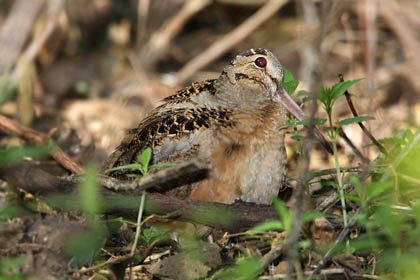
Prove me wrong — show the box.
[190,104,289,204]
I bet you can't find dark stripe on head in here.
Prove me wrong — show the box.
[239,48,268,57]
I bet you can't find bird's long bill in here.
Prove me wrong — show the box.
[273,86,333,155]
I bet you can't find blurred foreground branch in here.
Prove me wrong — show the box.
[0,0,44,75]
[10,0,65,86]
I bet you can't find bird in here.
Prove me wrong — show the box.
[104,48,332,205]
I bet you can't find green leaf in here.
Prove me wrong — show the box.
[296,90,311,97]
[331,79,363,100]
[338,116,374,127]
[126,174,143,179]
[306,167,354,181]
[301,211,323,223]
[318,87,331,105]
[404,129,414,142]
[298,240,312,249]
[291,135,304,141]
[141,227,170,246]
[318,79,362,115]
[247,220,284,235]
[79,164,101,217]
[106,217,124,233]
[345,193,361,203]
[302,96,312,104]
[378,137,406,146]
[273,198,291,231]
[217,256,260,280]
[149,162,176,172]
[283,118,326,128]
[109,163,143,172]
[366,181,392,202]
[349,175,363,196]
[137,148,152,173]
[282,68,299,95]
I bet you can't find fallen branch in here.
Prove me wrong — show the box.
[4,162,279,233]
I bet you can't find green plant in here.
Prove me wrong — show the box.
[109,147,175,178]
[109,147,175,255]
[317,79,366,234]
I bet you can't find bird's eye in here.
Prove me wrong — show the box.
[254,57,267,68]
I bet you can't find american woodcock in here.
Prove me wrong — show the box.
[105,48,332,205]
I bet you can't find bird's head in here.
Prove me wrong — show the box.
[218,48,333,154]
[218,48,284,107]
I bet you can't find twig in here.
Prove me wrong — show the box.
[79,250,140,274]
[258,243,284,274]
[310,209,361,275]
[99,158,208,194]
[174,0,289,84]
[340,74,388,156]
[0,114,83,174]
[338,127,370,164]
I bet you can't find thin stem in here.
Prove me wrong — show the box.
[332,138,348,228]
[131,191,146,255]
[328,112,349,248]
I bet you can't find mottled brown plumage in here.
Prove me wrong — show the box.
[105,48,331,204]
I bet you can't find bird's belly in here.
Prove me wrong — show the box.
[237,145,287,204]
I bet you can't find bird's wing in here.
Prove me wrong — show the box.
[103,105,234,178]
[161,79,217,105]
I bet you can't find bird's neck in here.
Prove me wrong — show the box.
[213,75,268,110]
